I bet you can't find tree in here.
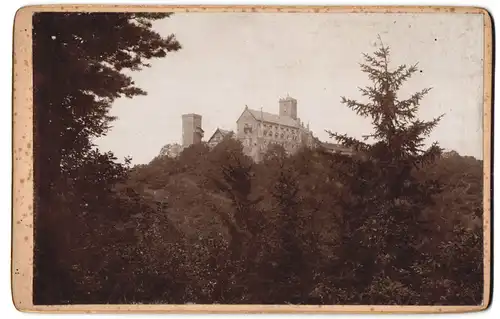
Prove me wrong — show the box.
[204,139,265,302]
[417,154,483,305]
[327,37,444,303]
[207,139,260,247]
[268,150,305,303]
[33,12,181,194]
[33,12,181,304]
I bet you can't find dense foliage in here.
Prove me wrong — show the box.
[33,14,484,306]
[32,12,181,304]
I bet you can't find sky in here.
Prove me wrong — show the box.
[94,12,485,164]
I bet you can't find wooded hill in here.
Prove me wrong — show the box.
[35,137,484,305]
[32,13,484,306]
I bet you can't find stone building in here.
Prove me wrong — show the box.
[207,128,234,148]
[158,113,204,159]
[158,143,183,158]
[232,96,316,162]
[318,141,353,156]
[181,113,204,147]
[159,96,351,161]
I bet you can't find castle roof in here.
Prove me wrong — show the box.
[207,127,234,143]
[218,129,233,136]
[244,108,300,128]
[320,142,353,154]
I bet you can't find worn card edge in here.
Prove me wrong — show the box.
[11,4,493,314]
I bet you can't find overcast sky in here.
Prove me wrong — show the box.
[93,12,484,164]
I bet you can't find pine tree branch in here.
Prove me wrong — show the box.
[360,63,385,83]
[406,114,444,139]
[362,53,385,69]
[390,64,419,91]
[395,88,432,119]
[340,96,375,118]
[414,142,443,168]
[326,131,369,152]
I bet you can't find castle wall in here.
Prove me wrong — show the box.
[279,97,298,120]
[236,109,259,154]
[182,113,202,147]
[208,131,224,148]
[235,111,312,161]
[166,97,348,162]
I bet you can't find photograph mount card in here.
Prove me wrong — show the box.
[11,5,493,314]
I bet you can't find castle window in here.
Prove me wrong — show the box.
[244,123,253,134]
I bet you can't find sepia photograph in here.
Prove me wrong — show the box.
[11,5,491,313]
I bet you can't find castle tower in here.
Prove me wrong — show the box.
[279,95,298,119]
[182,113,203,147]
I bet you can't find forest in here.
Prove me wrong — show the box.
[32,12,484,305]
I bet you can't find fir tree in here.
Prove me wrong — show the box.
[327,37,445,304]
[328,36,443,163]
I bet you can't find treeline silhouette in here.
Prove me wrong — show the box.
[32,12,483,306]
[34,138,483,305]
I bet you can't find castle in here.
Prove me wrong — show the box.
[159,96,351,162]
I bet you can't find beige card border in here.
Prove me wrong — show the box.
[11,5,493,314]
